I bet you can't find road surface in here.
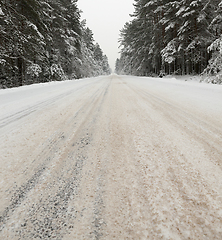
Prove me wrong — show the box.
[0,75,222,239]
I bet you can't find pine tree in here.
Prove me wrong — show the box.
[0,0,47,87]
[117,0,220,78]
[203,1,222,83]
[77,21,110,78]
[0,0,110,88]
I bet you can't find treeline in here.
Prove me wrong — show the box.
[0,0,111,88]
[116,0,222,83]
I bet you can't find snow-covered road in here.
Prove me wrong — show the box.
[0,75,222,239]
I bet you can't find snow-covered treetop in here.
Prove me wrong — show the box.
[0,7,4,16]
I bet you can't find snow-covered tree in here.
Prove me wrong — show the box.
[0,0,110,88]
[203,1,222,83]
[117,0,220,78]
[76,21,111,78]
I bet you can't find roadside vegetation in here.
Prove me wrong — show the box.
[116,0,222,84]
[0,0,111,88]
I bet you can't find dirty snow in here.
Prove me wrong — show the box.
[0,75,222,239]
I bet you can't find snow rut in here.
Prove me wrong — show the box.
[0,79,110,239]
[1,75,222,239]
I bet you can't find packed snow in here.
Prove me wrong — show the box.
[1,75,222,239]
[0,78,97,130]
[0,75,219,105]
[1,75,222,129]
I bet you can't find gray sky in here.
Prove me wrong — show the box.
[77,0,135,71]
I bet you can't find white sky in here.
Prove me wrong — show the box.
[77,0,135,71]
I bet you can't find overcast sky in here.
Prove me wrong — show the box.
[77,0,135,71]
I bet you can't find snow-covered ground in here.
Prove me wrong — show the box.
[165,74,202,82]
[1,75,221,123]
[0,77,105,131]
[126,75,222,123]
[0,78,84,122]
[1,75,222,239]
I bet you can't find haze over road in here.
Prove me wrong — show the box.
[1,75,222,239]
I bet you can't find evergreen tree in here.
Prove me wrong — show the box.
[0,0,48,87]
[0,0,110,88]
[77,20,111,78]
[116,0,220,79]
[203,1,222,83]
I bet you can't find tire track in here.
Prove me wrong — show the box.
[0,78,111,239]
[126,83,222,167]
[1,75,222,239]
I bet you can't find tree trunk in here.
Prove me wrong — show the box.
[17,57,25,86]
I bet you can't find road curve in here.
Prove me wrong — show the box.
[0,75,222,239]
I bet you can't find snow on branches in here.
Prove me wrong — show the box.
[27,64,42,77]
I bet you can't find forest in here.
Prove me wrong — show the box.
[0,0,111,88]
[116,0,222,84]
